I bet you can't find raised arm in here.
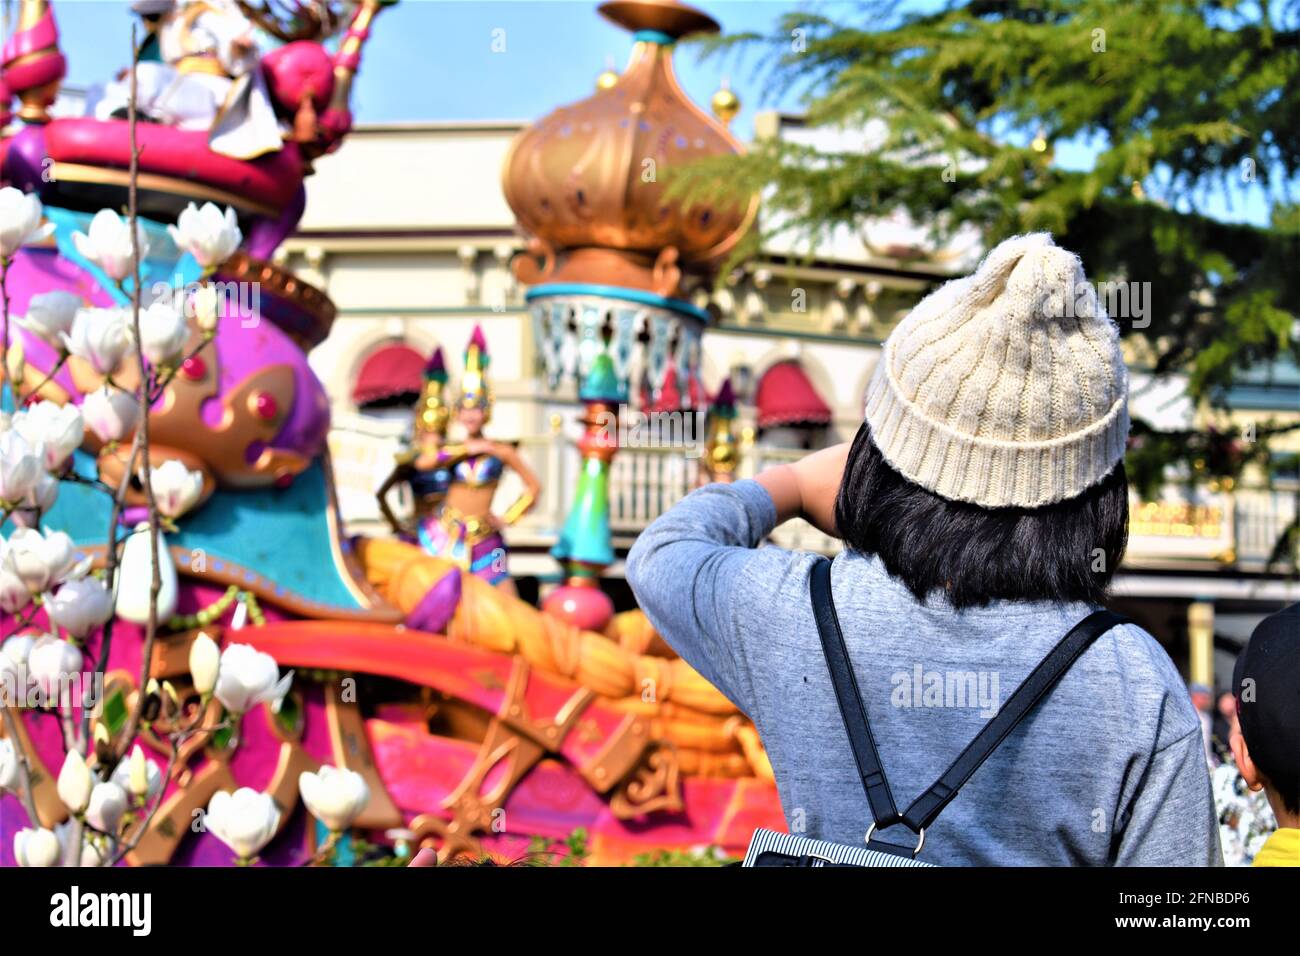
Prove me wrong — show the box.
[753,441,849,535]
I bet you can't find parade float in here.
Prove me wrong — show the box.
[0,0,783,867]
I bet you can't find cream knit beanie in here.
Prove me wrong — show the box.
[863,233,1129,509]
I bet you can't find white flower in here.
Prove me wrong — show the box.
[134,300,189,367]
[0,738,19,791]
[213,643,292,716]
[0,187,54,258]
[111,744,162,803]
[168,202,241,269]
[85,780,128,834]
[299,765,369,832]
[20,471,59,515]
[151,459,204,518]
[54,820,112,867]
[45,576,113,638]
[71,208,150,282]
[61,307,132,376]
[191,284,221,333]
[14,827,60,867]
[82,385,140,443]
[15,290,81,348]
[205,788,280,862]
[12,400,84,472]
[56,749,93,815]
[1,632,35,670]
[0,429,40,504]
[27,633,83,700]
[189,631,220,697]
[113,524,178,624]
[3,527,84,593]
[0,554,31,614]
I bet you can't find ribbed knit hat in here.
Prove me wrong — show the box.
[864,233,1129,509]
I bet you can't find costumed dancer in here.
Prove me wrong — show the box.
[418,326,541,597]
[376,346,458,540]
[94,0,283,160]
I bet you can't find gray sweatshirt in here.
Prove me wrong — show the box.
[626,479,1222,866]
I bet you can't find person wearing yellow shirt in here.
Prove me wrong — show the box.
[1230,603,1299,867]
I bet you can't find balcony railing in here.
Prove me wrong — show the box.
[330,420,1296,573]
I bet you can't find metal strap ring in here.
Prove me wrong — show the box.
[864,823,926,856]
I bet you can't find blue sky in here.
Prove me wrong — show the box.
[51,0,1279,227]
[57,0,808,140]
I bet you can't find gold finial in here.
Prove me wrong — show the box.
[711,76,739,127]
[596,55,619,91]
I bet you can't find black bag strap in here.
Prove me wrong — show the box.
[809,556,899,827]
[810,557,1131,837]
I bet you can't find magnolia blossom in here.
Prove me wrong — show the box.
[55,821,112,867]
[0,554,31,614]
[61,308,132,376]
[189,631,220,697]
[27,633,83,701]
[205,788,280,862]
[15,290,81,348]
[72,208,150,282]
[213,643,292,716]
[0,738,19,791]
[3,527,84,593]
[299,766,370,832]
[0,187,54,258]
[191,284,221,333]
[46,576,114,639]
[13,400,84,472]
[0,429,40,504]
[1,633,35,670]
[82,385,140,443]
[135,300,189,367]
[113,524,179,624]
[168,202,242,268]
[111,744,162,803]
[151,459,204,519]
[85,780,129,834]
[20,472,59,516]
[57,749,93,815]
[13,827,60,867]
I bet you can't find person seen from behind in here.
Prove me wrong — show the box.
[1231,603,1300,867]
[627,233,1222,866]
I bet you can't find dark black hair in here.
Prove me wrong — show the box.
[833,423,1129,609]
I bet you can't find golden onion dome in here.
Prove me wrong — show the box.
[502,0,756,287]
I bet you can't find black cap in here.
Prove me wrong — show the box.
[1233,603,1299,804]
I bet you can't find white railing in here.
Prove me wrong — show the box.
[331,422,1296,570]
[1234,487,1298,566]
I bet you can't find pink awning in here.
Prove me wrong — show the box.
[756,360,832,428]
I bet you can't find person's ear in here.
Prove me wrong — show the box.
[1229,727,1263,792]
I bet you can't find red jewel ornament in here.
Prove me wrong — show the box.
[252,391,278,420]
[180,355,206,381]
